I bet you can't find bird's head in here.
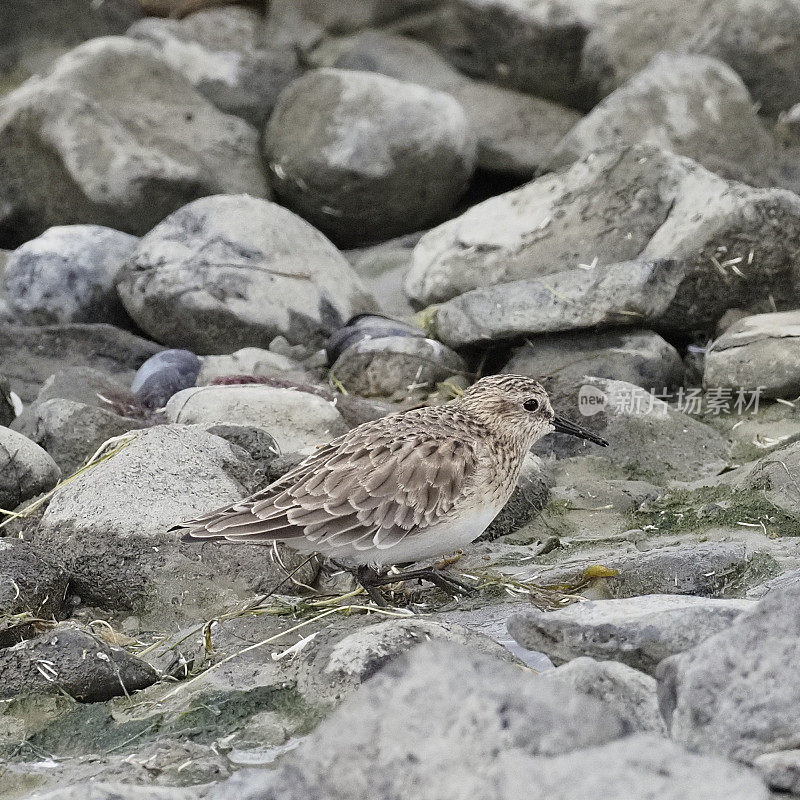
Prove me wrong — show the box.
[456,374,608,448]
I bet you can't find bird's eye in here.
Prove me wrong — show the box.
[523,398,539,412]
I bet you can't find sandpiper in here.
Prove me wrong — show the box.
[174,375,608,601]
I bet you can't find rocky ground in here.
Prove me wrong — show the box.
[3,1,800,798]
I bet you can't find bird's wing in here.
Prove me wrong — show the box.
[174,425,478,553]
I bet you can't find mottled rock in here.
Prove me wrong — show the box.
[537,657,666,735]
[407,145,800,339]
[658,582,800,763]
[747,567,800,599]
[35,426,314,626]
[128,7,300,125]
[503,329,684,396]
[549,53,777,186]
[0,37,267,245]
[1,225,138,327]
[0,538,68,624]
[131,349,202,410]
[508,595,754,675]
[116,194,376,353]
[0,624,157,701]
[264,68,476,245]
[313,30,582,176]
[704,310,800,398]
[331,335,466,398]
[0,425,60,510]
[0,323,162,404]
[165,384,348,453]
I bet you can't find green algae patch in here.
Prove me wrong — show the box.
[632,484,800,537]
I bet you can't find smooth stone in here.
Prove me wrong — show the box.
[508,594,754,675]
[116,194,376,353]
[264,68,476,246]
[1,225,138,327]
[0,623,157,701]
[704,310,800,398]
[753,750,800,794]
[197,348,313,386]
[165,384,348,453]
[131,349,202,410]
[0,425,60,510]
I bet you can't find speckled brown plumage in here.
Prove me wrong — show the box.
[174,375,607,567]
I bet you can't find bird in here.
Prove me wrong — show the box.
[173,375,608,602]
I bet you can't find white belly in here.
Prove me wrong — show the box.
[287,506,502,568]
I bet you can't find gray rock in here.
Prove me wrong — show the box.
[212,640,630,800]
[658,582,800,763]
[264,68,476,246]
[165,384,348,453]
[312,30,582,177]
[508,594,754,675]
[480,452,549,540]
[127,7,301,126]
[0,538,68,633]
[747,568,800,599]
[451,0,596,108]
[407,145,800,339]
[345,233,422,319]
[535,377,728,483]
[0,623,157,702]
[21,398,147,475]
[531,542,756,599]
[494,735,768,800]
[331,335,467,398]
[704,310,800,398]
[0,425,60,510]
[116,194,376,353]
[0,37,268,245]
[0,375,16,427]
[548,53,778,187]
[0,323,162,404]
[29,784,198,800]
[204,425,281,476]
[197,348,314,386]
[131,349,202,410]
[431,260,687,348]
[753,750,800,794]
[35,425,315,626]
[537,657,666,735]
[2,225,138,327]
[503,329,684,396]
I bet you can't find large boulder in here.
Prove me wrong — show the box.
[0,425,61,510]
[407,145,800,339]
[35,425,317,627]
[1,225,138,327]
[0,37,267,246]
[548,53,778,187]
[658,582,800,763]
[704,310,800,398]
[127,7,301,126]
[116,194,377,353]
[311,30,582,177]
[264,68,477,246]
[0,323,162,404]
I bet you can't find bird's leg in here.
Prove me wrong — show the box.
[359,565,476,597]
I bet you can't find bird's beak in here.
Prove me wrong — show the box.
[551,415,609,447]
